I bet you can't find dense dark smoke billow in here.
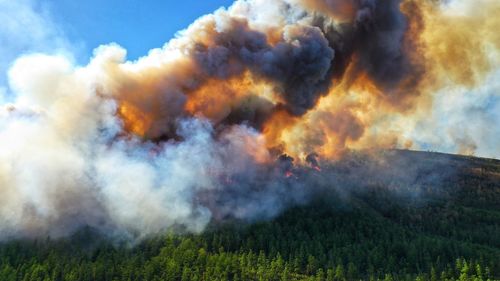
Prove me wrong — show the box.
[0,0,499,240]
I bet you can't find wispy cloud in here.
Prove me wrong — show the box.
[0,0,72,99]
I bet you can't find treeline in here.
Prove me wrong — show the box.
[0,200,498,281]
[1,151,499,281]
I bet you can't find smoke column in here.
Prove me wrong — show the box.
[0,0,499,240]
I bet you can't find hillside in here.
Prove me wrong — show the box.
[0,150,499,281]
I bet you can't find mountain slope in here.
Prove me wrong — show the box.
[0,150,499,281]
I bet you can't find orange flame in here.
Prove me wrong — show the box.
[118,101,153,137]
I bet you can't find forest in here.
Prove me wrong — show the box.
[1,150,499,281]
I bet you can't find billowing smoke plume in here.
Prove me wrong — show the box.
[0,0,499,240]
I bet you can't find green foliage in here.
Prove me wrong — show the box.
[1,199,498,280]
[0,152,499,280]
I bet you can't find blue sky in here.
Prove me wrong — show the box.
[0,0,235,98]
[46,0,235,61]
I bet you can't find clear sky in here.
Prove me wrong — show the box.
[46,0,236,61]
[0,0,235,97]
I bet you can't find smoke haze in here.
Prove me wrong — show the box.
[0,0,499,240]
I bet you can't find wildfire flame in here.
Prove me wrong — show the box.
[118,101,153,137]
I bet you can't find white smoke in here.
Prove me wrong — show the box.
[0,48,278,240]
[409,68,500,158]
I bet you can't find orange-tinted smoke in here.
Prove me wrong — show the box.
[112,0,499,161]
